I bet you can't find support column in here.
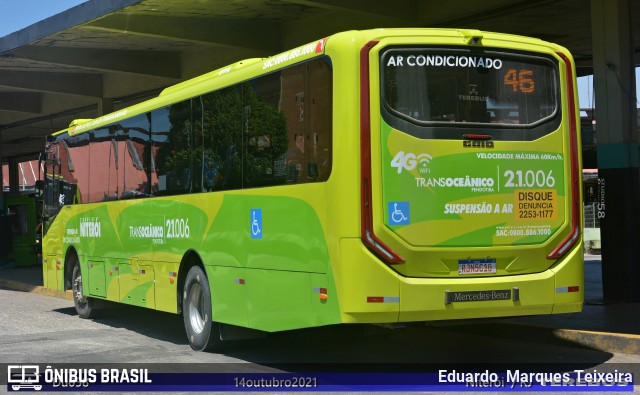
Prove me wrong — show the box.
[591,0,639,302]
[8,157,19,194]
[98,98,114,116]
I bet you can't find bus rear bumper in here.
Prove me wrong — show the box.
[339,239,583,324]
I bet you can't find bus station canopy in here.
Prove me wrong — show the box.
[0,0,638,160]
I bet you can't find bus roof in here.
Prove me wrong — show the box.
[56,28,565,139]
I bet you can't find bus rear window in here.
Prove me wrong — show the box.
[381,47,559,137]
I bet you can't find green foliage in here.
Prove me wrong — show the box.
[154,79,289,193]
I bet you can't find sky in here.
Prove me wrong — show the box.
[0,0,87,36]
[0,0,638,109]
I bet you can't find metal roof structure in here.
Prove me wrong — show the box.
[0,0,638,160]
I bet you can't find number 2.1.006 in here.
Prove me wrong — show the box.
[165,218,190,239]
[504,170,555,188]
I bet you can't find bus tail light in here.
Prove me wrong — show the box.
[360,40,404,265]
[463,133,492,140]
[547,52,581,260]
[556,286,580,293]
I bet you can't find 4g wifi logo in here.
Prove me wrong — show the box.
[391,151,432,174]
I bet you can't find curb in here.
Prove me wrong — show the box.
[446,322,640,356]
[553,328,640,356]
[494,323,640,356]
[0,279,73,300]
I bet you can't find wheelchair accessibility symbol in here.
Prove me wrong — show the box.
[250,208,262,239]
[388,202,410,225]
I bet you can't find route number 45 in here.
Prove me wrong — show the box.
[504,69,535,93]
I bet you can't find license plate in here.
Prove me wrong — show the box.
[445,289,512,304]
[458,259,496,275]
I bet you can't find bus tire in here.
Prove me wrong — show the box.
[71,260,99,319]
[182,265,223,352]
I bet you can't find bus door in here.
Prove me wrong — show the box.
[41,143,62,230]
[40,143,63,289]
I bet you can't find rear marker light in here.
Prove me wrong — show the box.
[313,287,328,301]
[556,286,580,293]
[367,296,400,303]
[315,37,328,53]
[234,278,245,285]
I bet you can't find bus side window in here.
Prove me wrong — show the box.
[63,134,89,205]
[200,87,243,191]
[278,58,333,184]
[89,127,116,202]
[307,58,332,182]
[150,103,195,196]
[242,75,288,188]
[286,133,305,183]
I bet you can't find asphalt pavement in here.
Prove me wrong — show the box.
[1,254,639,356]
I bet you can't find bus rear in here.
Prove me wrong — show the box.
[347,29,582,323]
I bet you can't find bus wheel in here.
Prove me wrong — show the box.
[182,265,223,351]
[71,261,98,318]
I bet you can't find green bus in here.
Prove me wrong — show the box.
[41,28,583,351]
